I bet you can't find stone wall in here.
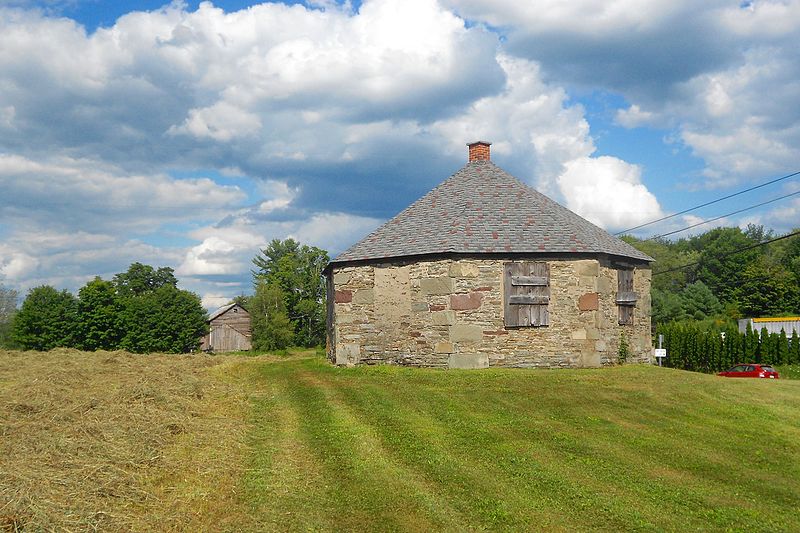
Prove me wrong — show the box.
[328,258,652,369]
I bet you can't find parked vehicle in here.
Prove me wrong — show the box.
[717,364,780,379]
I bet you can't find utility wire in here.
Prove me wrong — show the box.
[615,169,800,235]
[644,188,800,241]
[652,229,800,277]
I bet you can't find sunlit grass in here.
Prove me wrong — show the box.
[238,355,800,532]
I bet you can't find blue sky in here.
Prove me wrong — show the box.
[1,0,798,308]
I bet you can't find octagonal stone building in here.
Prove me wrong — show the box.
[324,142,654,369]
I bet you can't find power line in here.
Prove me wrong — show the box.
[615,169,800,235]
[644,188,800,241]
[652,229,800,277]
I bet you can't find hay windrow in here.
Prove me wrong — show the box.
[0,349,253,532]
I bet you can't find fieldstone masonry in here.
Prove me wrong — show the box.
[328,258,652,368]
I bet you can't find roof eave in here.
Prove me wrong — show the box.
[325,250,652,274]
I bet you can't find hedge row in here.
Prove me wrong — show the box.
[656,322,800,373]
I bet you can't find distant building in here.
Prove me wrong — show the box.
[200,303,252,352]
[738,317,800,337]
[324,141,654,369]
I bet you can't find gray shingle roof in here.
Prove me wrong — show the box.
[208,303,241,322]
[331,160,653,265]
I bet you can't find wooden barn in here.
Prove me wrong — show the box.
[324,141,654,369]
[200,303,252,352]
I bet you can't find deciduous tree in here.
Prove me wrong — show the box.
[252,238,329,346]
[113,262,177,297]
[76,277,123,351]
[119,285,207,353]
[694,227,762,306]
[735,256,799,317]
[0,283,18,348]
[13,286,78,351]
[250,281,293,351]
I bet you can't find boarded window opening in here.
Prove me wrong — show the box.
[504,262,550,327]
[616,269,637,325]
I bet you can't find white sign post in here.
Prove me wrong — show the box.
[654,334,666,366]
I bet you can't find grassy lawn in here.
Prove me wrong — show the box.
[239,355,800,532]
[2,349,800,531]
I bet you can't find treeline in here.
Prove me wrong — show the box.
[236,239,329,351]
[657,321,800,373]
[624,224,800,326]
[5,263,207,353]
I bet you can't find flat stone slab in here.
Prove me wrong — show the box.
[578,292,599,311]
[450,292,483,310]
[352,288,374,304]
[450,324,483,342]
[449,263,479,278]
[336,343,360,365]
[432,310,456,325]
[420,277,455,295]
[435,341,455,353]
[448,353,489,369]
[333,271,352,284]
[334,290,352,303]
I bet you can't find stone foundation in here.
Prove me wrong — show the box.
[327,258,652,369]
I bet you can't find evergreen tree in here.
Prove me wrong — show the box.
[652,288,686,326]
[679,281,723,320]
[791,330,800,365]
[777,329,789,366]
[744,322,758,361]
[756,327,770,363]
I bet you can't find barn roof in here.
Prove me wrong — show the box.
[330,143,653,266]
[208,303,246,322]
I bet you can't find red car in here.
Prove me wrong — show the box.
[717,364,780,379]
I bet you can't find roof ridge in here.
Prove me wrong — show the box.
[208,302,245,321]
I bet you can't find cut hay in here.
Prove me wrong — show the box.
[0,349,253,532]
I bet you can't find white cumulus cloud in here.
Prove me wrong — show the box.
[557,156,663,231]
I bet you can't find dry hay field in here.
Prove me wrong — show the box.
[0,349,259,532]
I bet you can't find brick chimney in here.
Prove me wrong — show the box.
[467,141,491,162]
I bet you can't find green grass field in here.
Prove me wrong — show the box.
[3,350,800,531]
[238,355,800,532]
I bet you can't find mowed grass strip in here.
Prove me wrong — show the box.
[241,354,467,531]
[240,355,800,532]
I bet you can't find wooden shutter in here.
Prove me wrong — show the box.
[504,261,550,327]
[616,269,637,325]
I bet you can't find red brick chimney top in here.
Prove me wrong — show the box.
[467,141,491,162]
